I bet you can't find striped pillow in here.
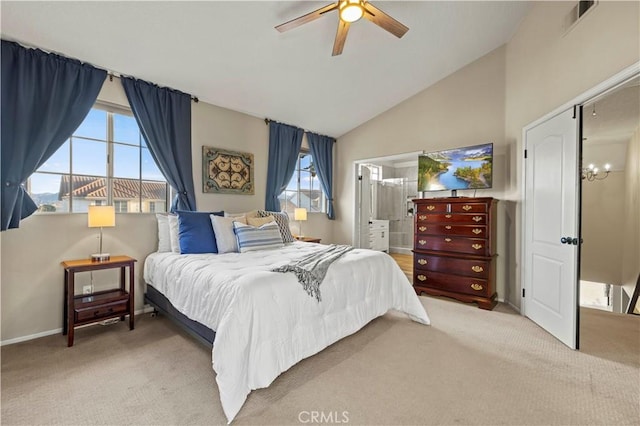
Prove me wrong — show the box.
[257,210,295,243]
[233,221,284,253]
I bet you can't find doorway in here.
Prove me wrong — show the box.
[522,65,640,350]
[580,77,639,313]
[353,151,423,253]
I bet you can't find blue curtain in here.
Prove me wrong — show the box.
[1,40,106,231]
[265,122,304,211]
[307,132,336,219]
[121,77,196,212]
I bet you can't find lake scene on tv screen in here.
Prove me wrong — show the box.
[418,143,493,191]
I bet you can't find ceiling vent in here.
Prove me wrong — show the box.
[564,1,598,33]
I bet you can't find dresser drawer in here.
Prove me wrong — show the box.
[416,203,447,213]
[75,299,128,322]
[416,213,486,225]
[451,203,487,213]
[414,254,490,278]
[413,270,490,297]
[415,236,490,256]
[415,224,487,238]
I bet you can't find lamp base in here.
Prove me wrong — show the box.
[91,253,111,262]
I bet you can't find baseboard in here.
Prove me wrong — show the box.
[506,299,521,313]
[0,306,155,346]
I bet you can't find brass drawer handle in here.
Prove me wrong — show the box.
[417,259,427,265]
[445,225,452,230]
[462,205,472,211]
[472,216,482,222]
[426,205,435,211]
[445,214,452,218]
[418,240,426,245]
[472,265,484,273]
[418,226,427,232]
[472,228,482,235]
[470,283,483,291]
[418,215,427,220]
[417,275,427,282]
[472,244,483,250]
[444,238,452,242]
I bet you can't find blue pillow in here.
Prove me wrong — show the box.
[177,210,224,254]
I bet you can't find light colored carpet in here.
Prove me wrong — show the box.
[2,297,638,425]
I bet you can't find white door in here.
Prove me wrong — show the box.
[358,166,371,249]
[524,107,580,349]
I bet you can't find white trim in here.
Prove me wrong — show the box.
[389,247,412,255]
[507,299,521,314]
[520,61,640,318]
[1,328,63,346]
[354,150,425,165]
[0,306,155,346]
[523,62,640,132]
[393,160,419,169]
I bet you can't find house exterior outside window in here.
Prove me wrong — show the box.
[27,104,169,213]
[278,152,326,215]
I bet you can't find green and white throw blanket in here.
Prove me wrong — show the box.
[272,244,354,301]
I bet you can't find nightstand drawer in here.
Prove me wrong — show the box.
[75,299,128,322]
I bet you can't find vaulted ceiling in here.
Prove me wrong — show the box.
[1,1,531,137]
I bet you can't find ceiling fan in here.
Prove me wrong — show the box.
[275,0,409,56]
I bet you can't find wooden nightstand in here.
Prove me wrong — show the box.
[295,236,321,243]
[61,255,136,347]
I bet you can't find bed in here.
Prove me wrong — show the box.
[143,241,430,423]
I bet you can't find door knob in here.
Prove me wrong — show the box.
[560,236,580,245]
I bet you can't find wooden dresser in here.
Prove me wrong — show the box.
[412,197,497,310]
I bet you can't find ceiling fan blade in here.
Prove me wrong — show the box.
[332,20,350,56]
[362,2,409,38]
[275,3,339,33]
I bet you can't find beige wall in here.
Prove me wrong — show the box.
[622,128,640,312]
[580,171,625,285]
[336,1,639,309]
[504,0,639,309]
[336,46,509,299]
[0,78,334,343]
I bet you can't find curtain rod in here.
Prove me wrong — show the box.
[107,73,198,103]
[264,118,335,140]
[2,38,200,103]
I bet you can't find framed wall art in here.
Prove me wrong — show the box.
[202,146,255,194]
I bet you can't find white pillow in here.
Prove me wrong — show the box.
[233,221,284,253]
[156,214,171,252]
[210,215,247,254]
[167,214,180,253]
[225,210,260,219]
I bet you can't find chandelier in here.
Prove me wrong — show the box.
[582,163,610,181]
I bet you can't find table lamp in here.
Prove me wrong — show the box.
[294,208,307,238]
[88,205,115,261]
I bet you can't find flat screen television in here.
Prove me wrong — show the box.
[417,142,493,194]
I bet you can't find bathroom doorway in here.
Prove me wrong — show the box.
[353,151,423,254]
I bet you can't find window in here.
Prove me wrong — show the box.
[278,152,326,215]
[27,104,169,213]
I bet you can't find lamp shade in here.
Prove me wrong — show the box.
[294,208,308,221]
[88,205,115,228]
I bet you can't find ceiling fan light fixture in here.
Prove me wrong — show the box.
[339,0,364,23]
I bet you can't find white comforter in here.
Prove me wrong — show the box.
[144,242,429,423]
